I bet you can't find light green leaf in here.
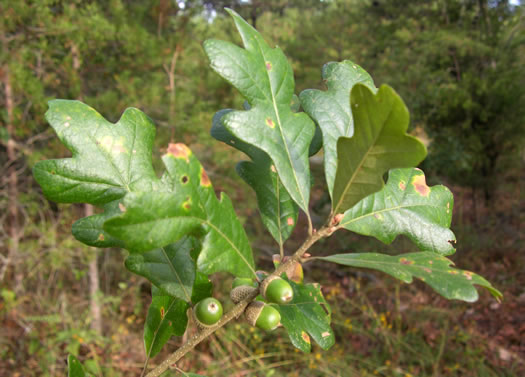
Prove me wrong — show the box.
[276,280,334,353]
[125,237,198,302]
[318,253,502,302]
[67,354,87,377]
[332,84,427,214]
[204,9,315,214]
[211,109,298,246]
[33,100,160,206]
[300,61,376,196]
[341,168,456,255]
[144,286,189,359]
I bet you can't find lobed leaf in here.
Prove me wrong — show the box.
[204,9,315,214]
[300,61,376,196]
[341,168,456,255]
[332,84,427,214]
[319,252,502,302]
[211,109,298,247]
[33,100,160,206]
[276,280,334,353]
[144,286,189,359]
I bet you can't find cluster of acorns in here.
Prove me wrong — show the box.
[192,275,294,331]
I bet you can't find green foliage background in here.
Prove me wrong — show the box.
[1,0,524,376]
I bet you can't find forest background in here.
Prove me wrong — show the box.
[1,0,524,376]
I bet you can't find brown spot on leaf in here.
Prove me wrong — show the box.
[399,181,406,190]
[301,331,311,344]
[160,307,165,319]
[166,143,191,162]
[448,270,459,275]
[118,203,126,212]
[265,61,272,70]
[200,167,211,187]
[399,258,414,265]
[423,267,432,273]
[412,174,430,196]
[98,234,105,241]
[322,331,330,338]
[181,175,189,184]
[463,271,473,280]
[265,117,275,128]
[271,165,277,173]
[287,217,294,226]
[428,260,433,265]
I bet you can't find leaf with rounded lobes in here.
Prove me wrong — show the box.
[318,253,502,302]
[341,168,456,255]
[300,61,376,196]
[125,237,198,303]
[204,9,315,214]
[275,280,334,353]
[332,84,427,214]
[211,110,298,246]
[67,354,87,377]
[33,100,160,206]
[72,201,125,248]
[161,144,256,279]
[144,286,189,359]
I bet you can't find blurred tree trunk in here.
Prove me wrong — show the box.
[86,204,102,334]
[1,67,22,292]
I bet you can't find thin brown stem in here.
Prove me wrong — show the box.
[145,226,332,377]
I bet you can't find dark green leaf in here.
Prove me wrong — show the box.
[33,100,160,206]
[300,61,376,195]
[318,253,502,302]
[211,110,298,246]
[144,286,189,359]
[332,84,427,214]
[67,354,87,377]
[341,168,456,255]
[276,280,334,353]
[72,201,125,248]
[204,9,315,214]
[125,237,197,302]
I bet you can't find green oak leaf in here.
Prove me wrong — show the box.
[125,237,198,302]
[332,84,427,214]
[105,143,256,278]
[72,201,125,248]
[341,168,456,255]
[67,354,87,377]
[33,100,160,206]
[300,61,376,196]
[204,9,315,215]
[211,109,298,247]
[144,286,189,359]
[318,253,502,302]
[275,280,334,353]
[161,144,256,278]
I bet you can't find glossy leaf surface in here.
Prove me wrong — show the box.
[276,280,334,352]
[332,84,427,214]
[204,9,315,214]
[33,100,159,206]
[341,168,456,255]
[319,253,502,302]
[144,286,189,359]
[71,201,125,248]
[300,61,376,195]
[211,109,298,246]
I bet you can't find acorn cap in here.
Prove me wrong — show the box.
[230,285,257,304]
[245,301,265,327]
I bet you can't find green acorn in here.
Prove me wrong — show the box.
[230,285,258,304]
[261,276,293,304]
[231,277,258,289]
[193,297,223,328]
[245,301,281,331]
